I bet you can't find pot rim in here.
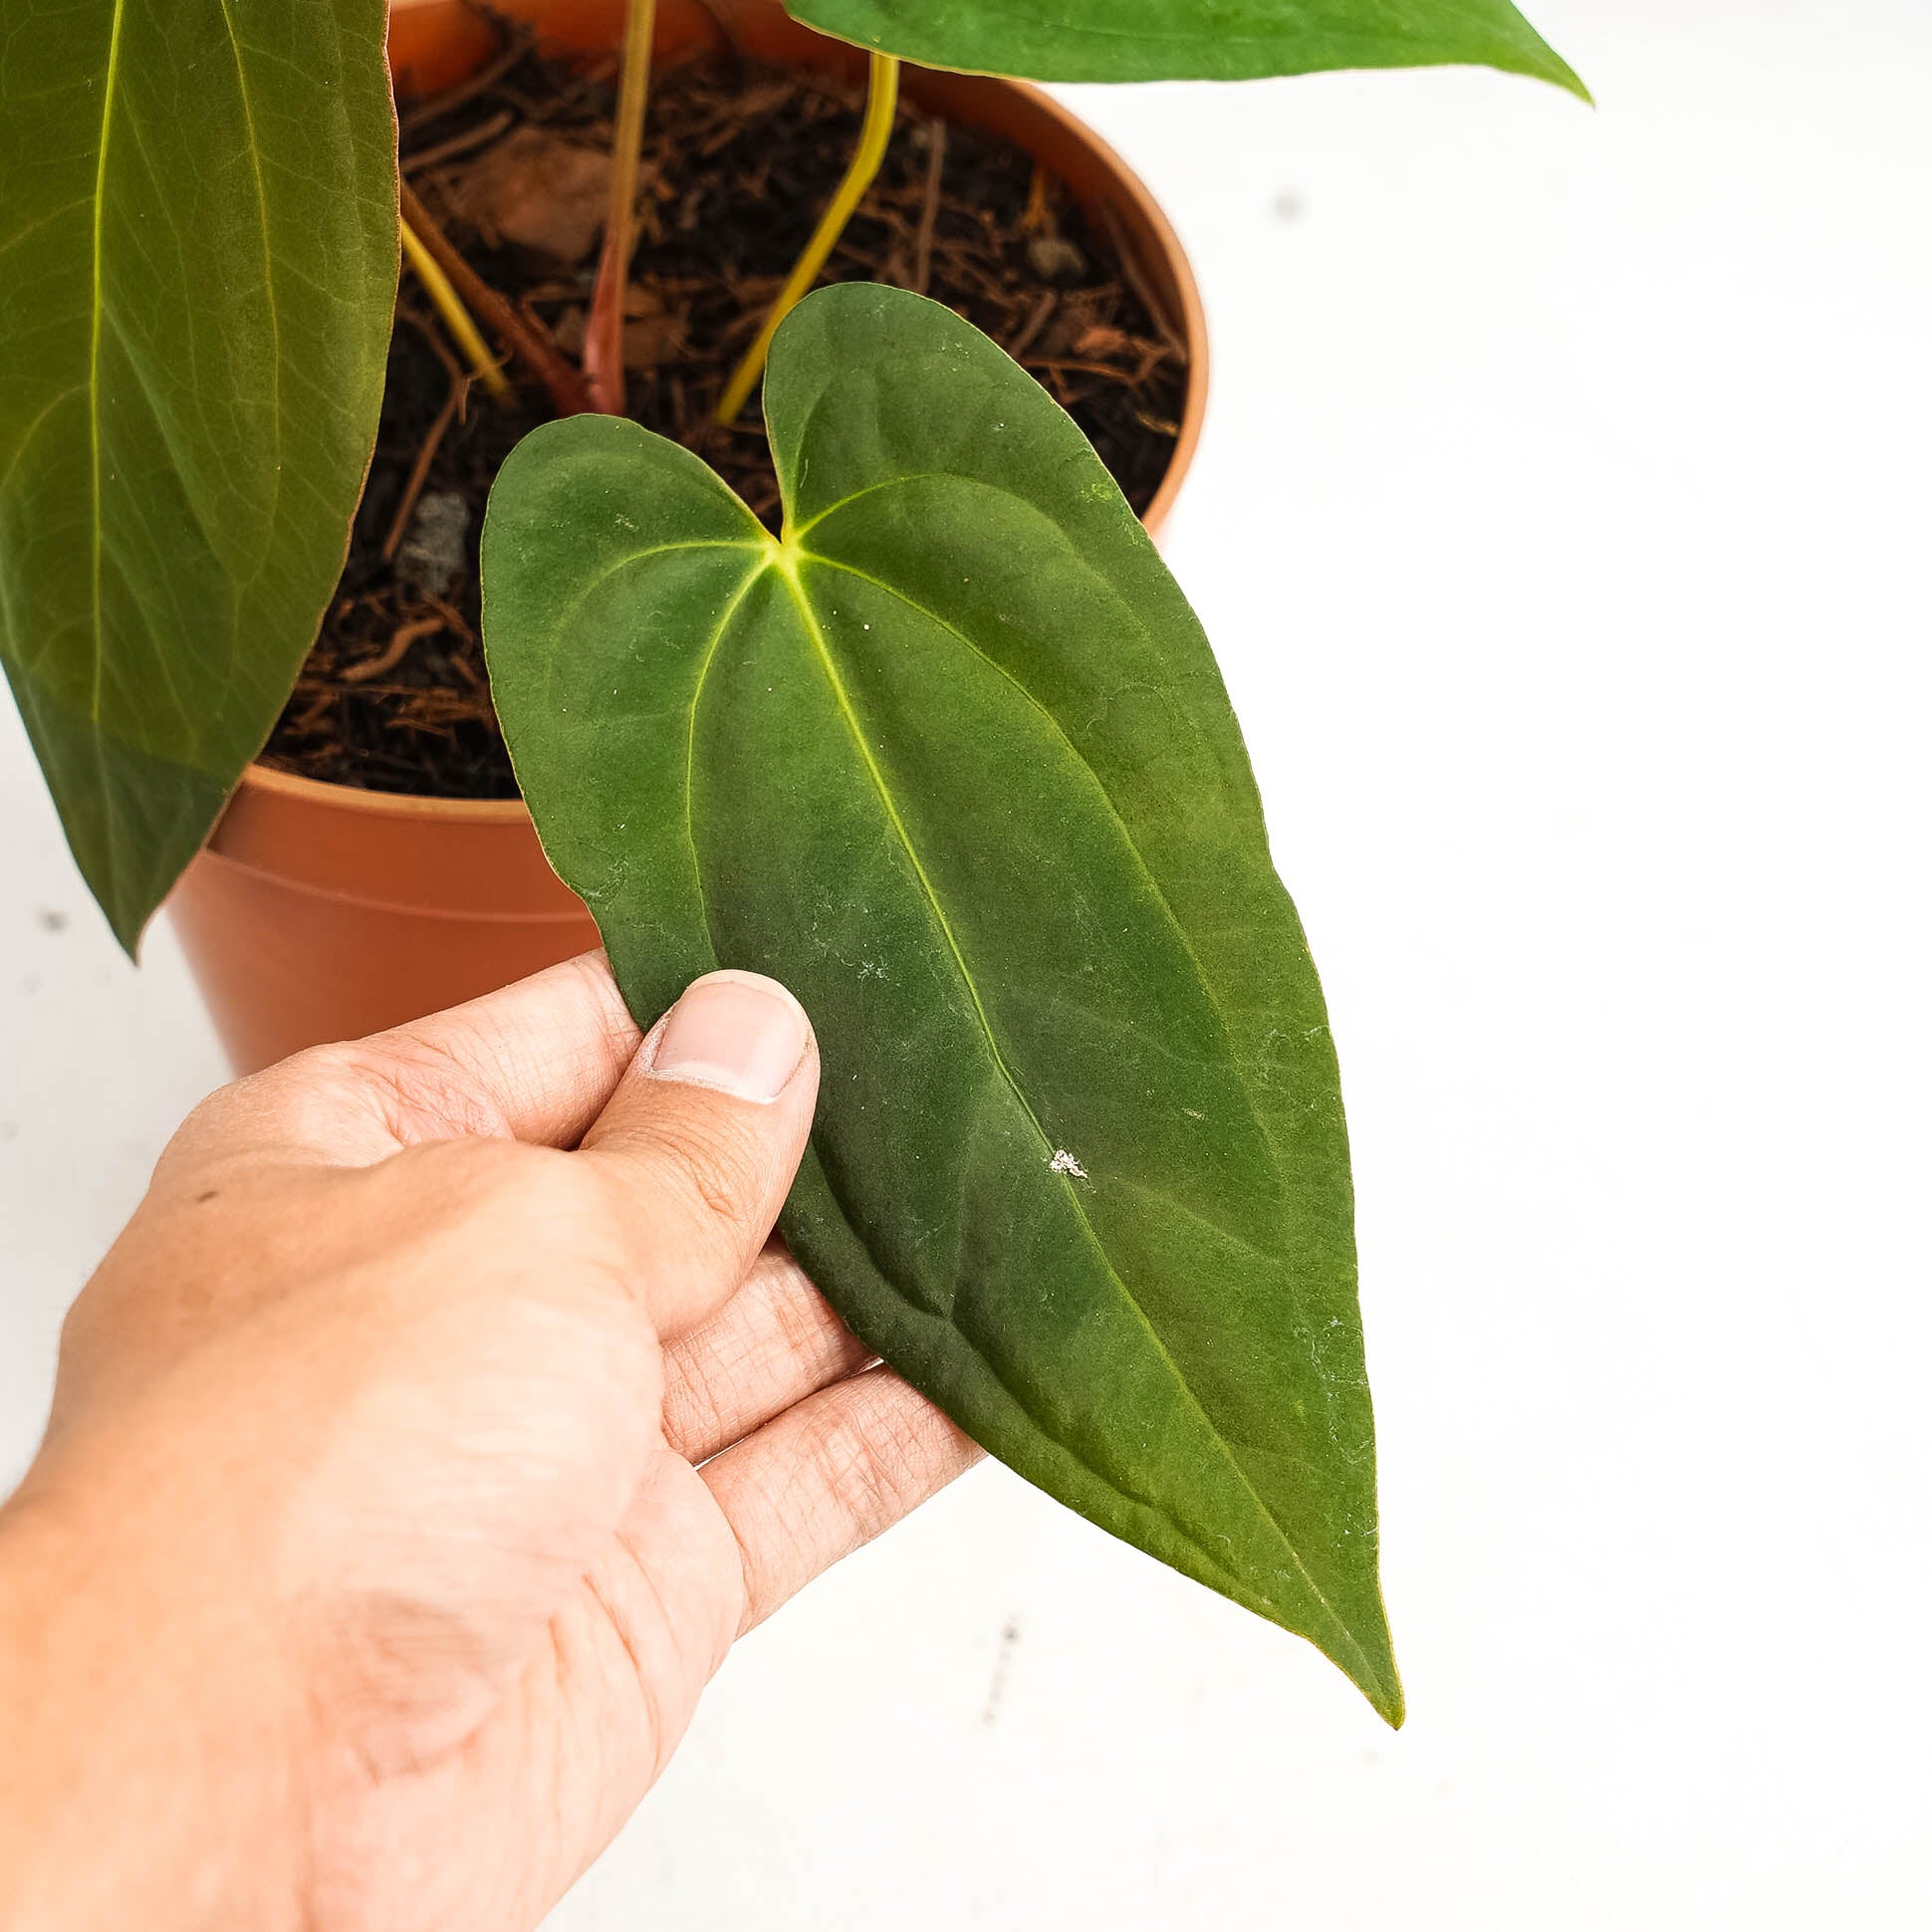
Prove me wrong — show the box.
[242,48,1206,828]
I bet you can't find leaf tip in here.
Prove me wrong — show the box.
[1369,1670,1406,1731]
[1327,1593,1403,1729]
[1533,40,1593,105]
[1340,1625,1404,1729]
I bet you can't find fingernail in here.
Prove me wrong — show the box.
[648,970,811,1102]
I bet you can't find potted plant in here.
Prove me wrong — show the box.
[0,0,1581,1064]
[0,0,1582,1717]
[160,0,1223,1069]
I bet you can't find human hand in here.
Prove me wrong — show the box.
[0,954,979,1932]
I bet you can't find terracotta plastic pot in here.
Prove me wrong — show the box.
[168,0,1209,1075]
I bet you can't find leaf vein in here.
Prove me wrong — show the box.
[683,564,773,947]
[777,558,1372,1686]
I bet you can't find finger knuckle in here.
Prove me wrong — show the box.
[631,1115,767,1239]
[798,1396,918,1539]
[289,1036,515,1146]
[660,1363,733,1464]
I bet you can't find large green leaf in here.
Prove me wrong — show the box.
[0,0,396,950]
[786,0,1586,95]
[482,284,1400,1722]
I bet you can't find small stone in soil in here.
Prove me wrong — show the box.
[396,492,472,604]
[1026,234,1088,285]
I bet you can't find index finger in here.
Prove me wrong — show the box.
[166,951,645,1172]
[369,950,644,1147]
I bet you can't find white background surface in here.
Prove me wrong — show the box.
[4,1,1929,1923]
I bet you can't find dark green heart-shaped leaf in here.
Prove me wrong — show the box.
[0,0,396,950]
[787,0,1586,96]
[482,284,1400,1722]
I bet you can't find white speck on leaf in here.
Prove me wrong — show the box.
[1048,1149,1087,1179]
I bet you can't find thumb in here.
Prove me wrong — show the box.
[579,969,820,1338]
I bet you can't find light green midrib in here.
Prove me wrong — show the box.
[86,0,128,726]
[802,546,1305,1270]
[770,553,1380,1694]
[797,548,1268,1139]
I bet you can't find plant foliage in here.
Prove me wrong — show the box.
[787,0,1586,95]
[482,285,1401,1720]
[0,0,395,949]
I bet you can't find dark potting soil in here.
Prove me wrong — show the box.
[262,39,1190,799]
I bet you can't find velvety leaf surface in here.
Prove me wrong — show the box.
[0,0,396,949]
[786,0,1585,96]
[482,285,1400,1722]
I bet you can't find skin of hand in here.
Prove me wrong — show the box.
[0,954,980,1932]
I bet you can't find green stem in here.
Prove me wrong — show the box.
[715,53,900,423]
[399,217,511,401]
